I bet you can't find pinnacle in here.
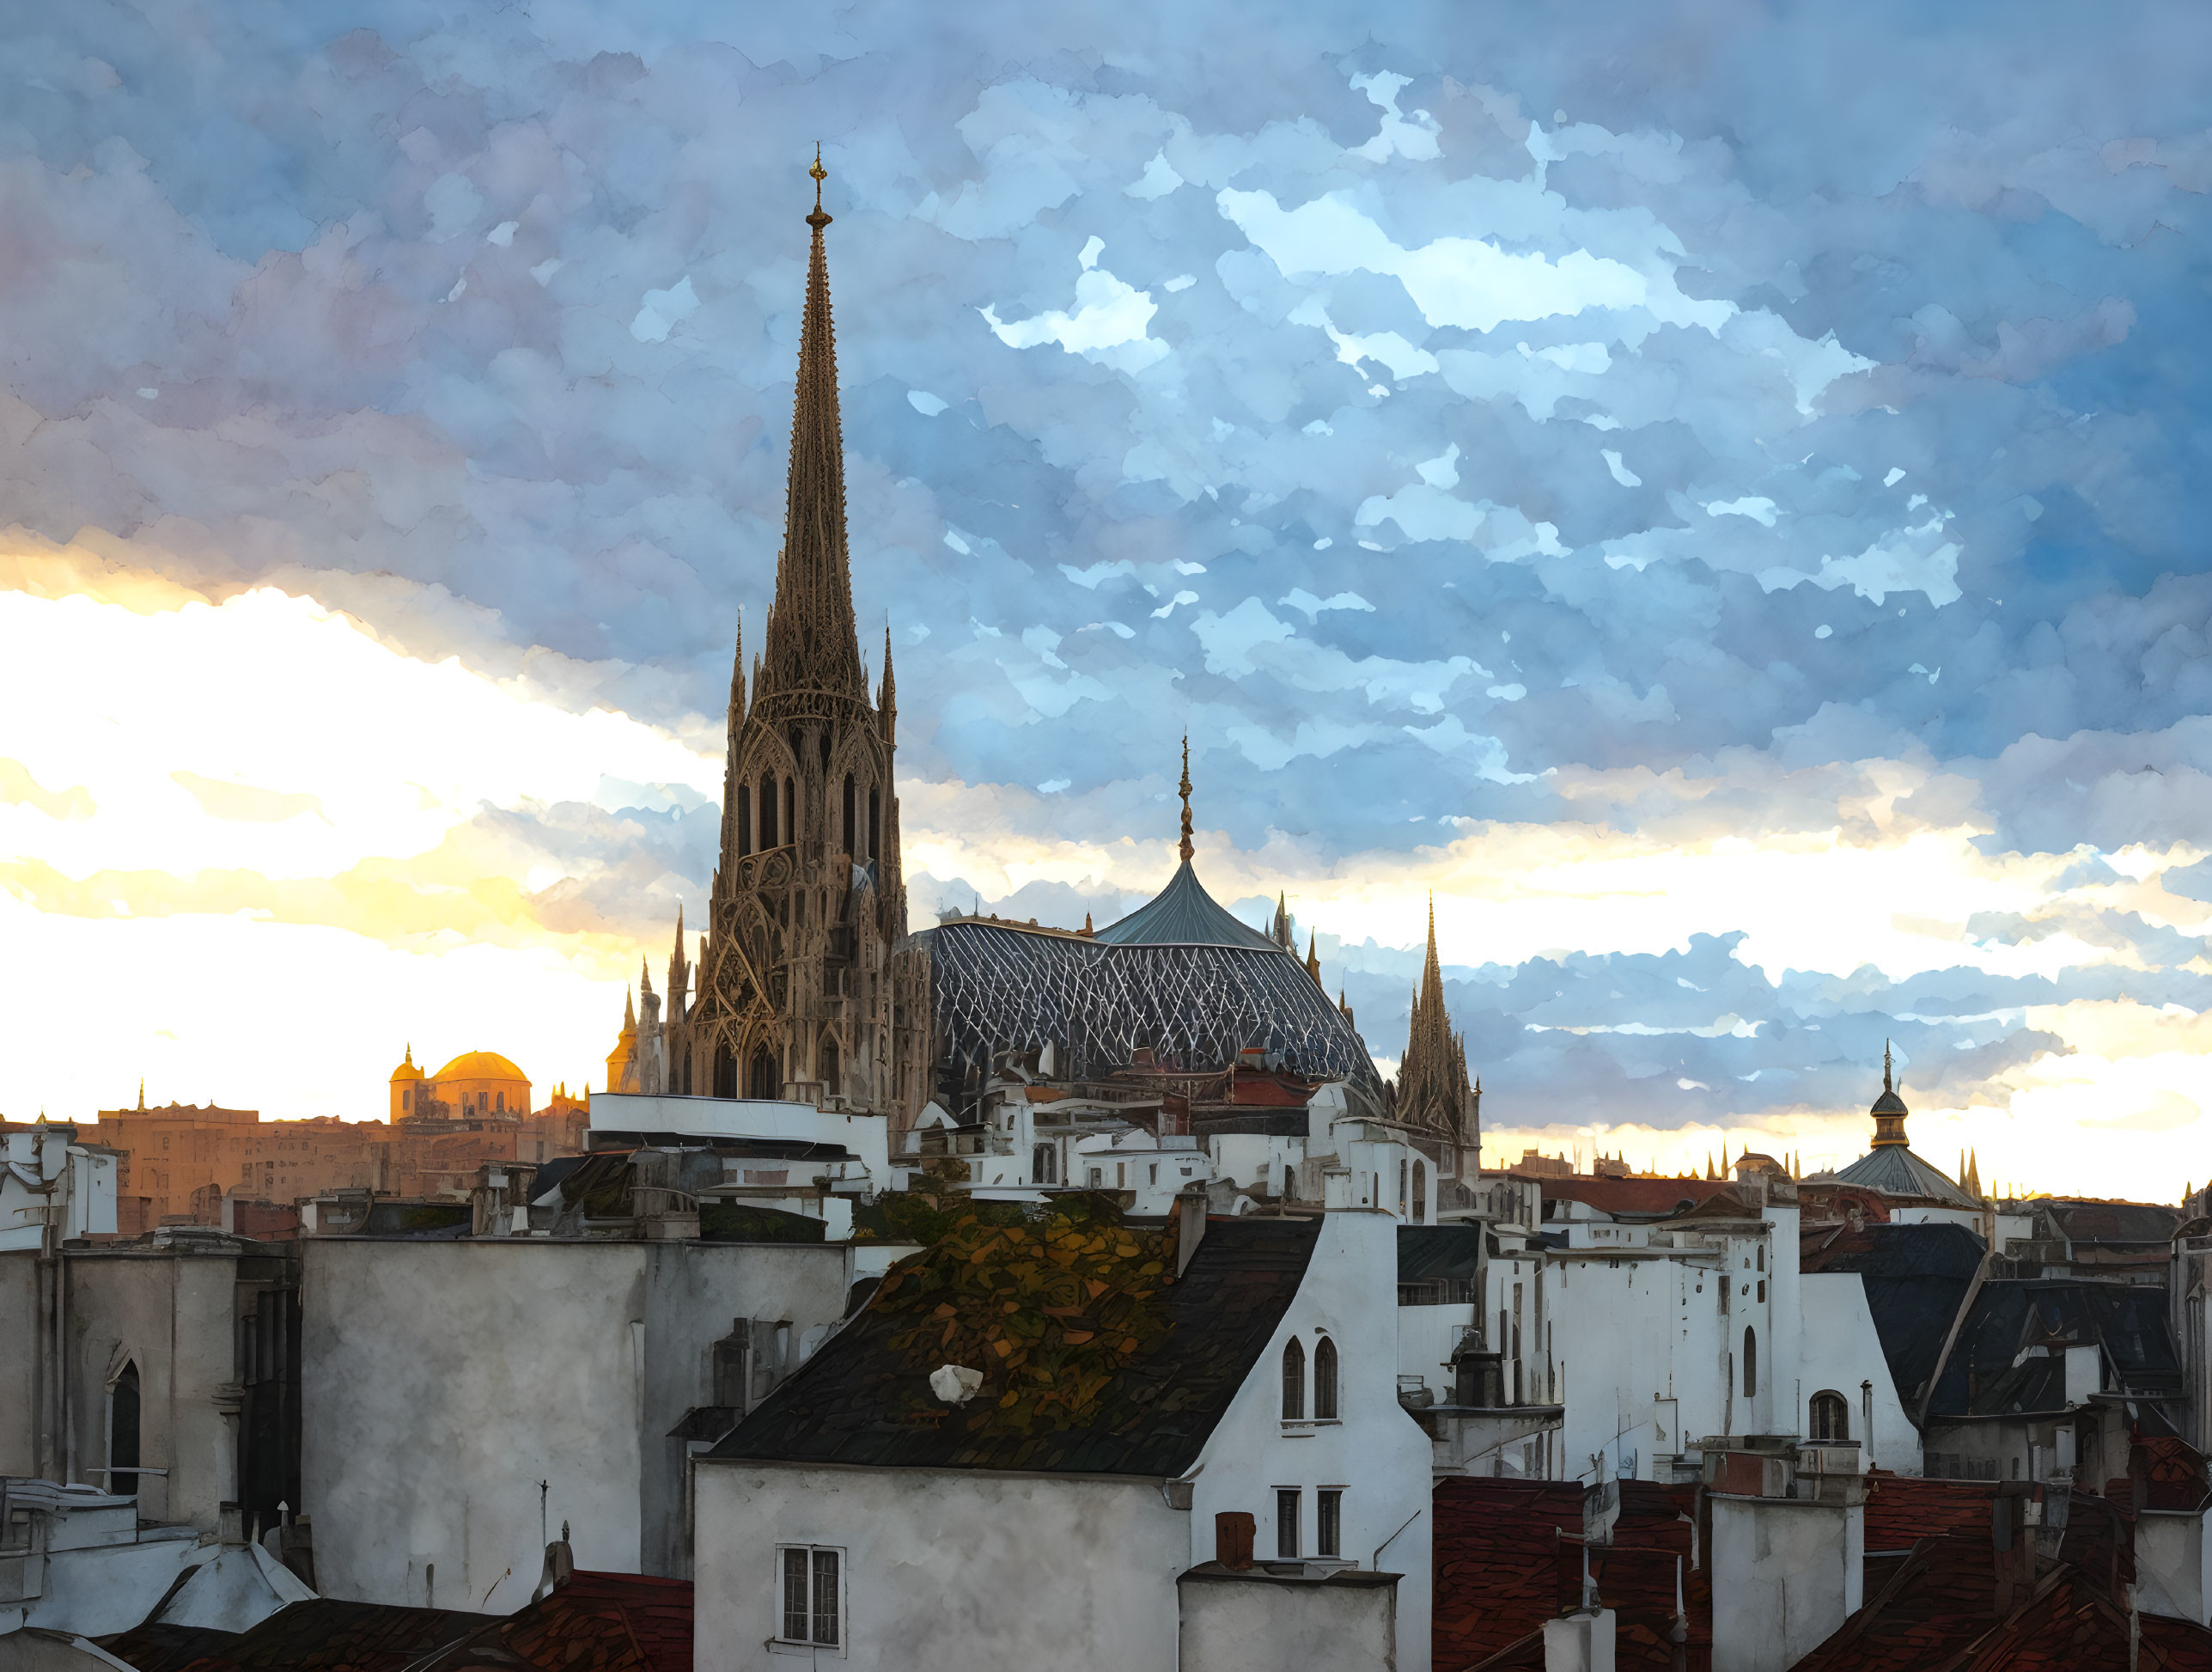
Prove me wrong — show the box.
[759,163,866,708]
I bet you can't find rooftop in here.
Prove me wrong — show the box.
[708,1201,1319,1475]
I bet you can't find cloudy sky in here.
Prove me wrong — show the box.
[5,1,2211,1199]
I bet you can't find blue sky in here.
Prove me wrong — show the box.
[4,2,2212,1194]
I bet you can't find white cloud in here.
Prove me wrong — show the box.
[630,275,698,343]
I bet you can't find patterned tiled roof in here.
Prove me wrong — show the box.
[708,1206,1320,1474]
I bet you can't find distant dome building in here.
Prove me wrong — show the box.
[1815,1044,1980,1217]
[387,1046,427,1120]
[387,1047,533,1123]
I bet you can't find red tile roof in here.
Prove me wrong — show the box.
[1433,1478,1708,1672]
[414,1572,692,1672]
[1527,1177,1733,1218]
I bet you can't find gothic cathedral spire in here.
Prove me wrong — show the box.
[619,153,926,1120]
[1395,893,1478,1175]
[759,146,866,709]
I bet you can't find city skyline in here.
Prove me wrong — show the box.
[6,3,2212,1198]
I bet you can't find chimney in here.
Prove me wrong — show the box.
[1176,1187,1209,1280]
[1543,1608,1617,1672]
[1216,1511,1254,1571]
[1709,1443,1863,1672]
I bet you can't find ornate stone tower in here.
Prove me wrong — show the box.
[1394,895,1479,1181]
[626,156,926,1118]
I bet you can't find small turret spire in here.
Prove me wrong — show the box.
[1177,735,1194,864]
[137,1077,145,1111]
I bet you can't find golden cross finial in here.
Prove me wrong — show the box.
[810,143,826,204]
[1177,734,1194,863]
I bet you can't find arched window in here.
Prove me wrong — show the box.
[748,1047,778,1101]
[111,1362,141,1499]
[738,784,753,857]
[1313,1337,1338,1419]
[821,1035,841,1095]
[842,774,856,858]
[714,1043,736,1100]
[1809,1390,1849,1441]
[1412,1160,1427,1223]
[1743,1327,1758,1398]
[759,773,777,846]
[1033,1144,1057,1185]
[783,778,795,846]
[495,1092,504,1112]
[1757,1244,1766,1272]
[868,787,881,865]
[1281,1338,1306,1420]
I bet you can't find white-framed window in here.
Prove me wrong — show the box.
[776,1545,844,1651]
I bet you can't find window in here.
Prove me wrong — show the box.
[1116,1162,1126,1188]
[1313,1336,1338,1420]
[1317,1489,1343,1558]
[822,1035,841,1095]
[1398,1157,1408,1214]
[1149,1163,1159,1187]
[738,784,753,857]
[1743,1327,1758,1398]
[777,1546,841,1648]
[1412,1160,1426,1223]
[759,773,777,846]
[1757,1281,1765,1303]
[1087,1167,1102,1188]
[1808,1390,1849,1441]
[1282,1338,1305,1420]
[110,1363,140,1499]
[1276,1489,1301,1559]
[1032,1144,1057,1185]
[1756,1244,1765,1272]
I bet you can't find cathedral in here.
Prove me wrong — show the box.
[613,161,1478,1173]
[614,156,929,1120]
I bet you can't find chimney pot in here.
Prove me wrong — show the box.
[1216,1510,1255,1571]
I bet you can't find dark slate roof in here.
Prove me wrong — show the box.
[1928,1278,2184,1418]
[1092,861,1280,949]
[1831,1144,1978,1208]
[2045,1201,2183,1246]
[1398,1224,1481,1283]
[162,1601,496,1672]
[1801,1221,1986,1279]
[708,1212,1321,1475]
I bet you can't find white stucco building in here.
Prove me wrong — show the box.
[299,1231,852,1614]
[692,1199,1434,1670]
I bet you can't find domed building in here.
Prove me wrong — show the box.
[387,1046,427,1120]
[387,1047,533,1124]
[1815,1044,1982,1223]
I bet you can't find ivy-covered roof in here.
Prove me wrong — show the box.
[707,1203,1320,1475]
